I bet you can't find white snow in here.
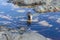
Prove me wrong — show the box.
[39,20,53,27]
[17,10,25,13]
[0,15,12,20]
[11,4,20,10]
[55,27,59,30]
[48,16,55,19]
[56,18,60,23]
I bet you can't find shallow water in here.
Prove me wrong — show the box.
[0,0,60,40]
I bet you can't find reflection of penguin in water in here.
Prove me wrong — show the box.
[27,12,32,26]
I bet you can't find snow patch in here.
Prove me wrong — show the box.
[12,5,20,9]
[0,21,11,24]
[48,16,55,19]
[17,10,25,13]
[55,27,59,30]
[0,15,12,20]
[56,18,60,23]
[39,20,53,27]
